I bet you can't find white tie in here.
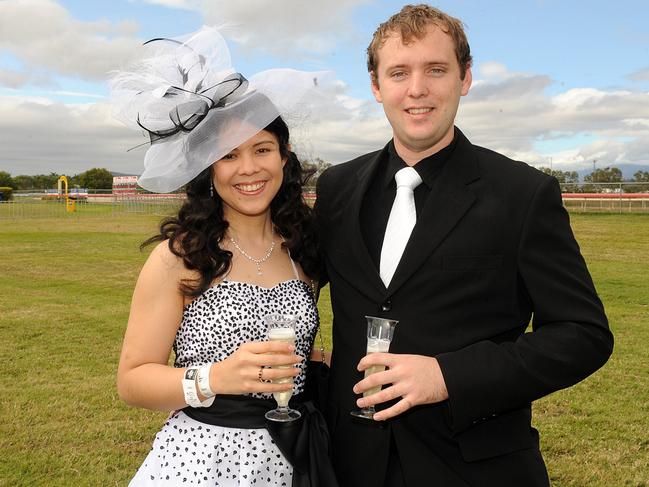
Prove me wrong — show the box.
[379,167,423,287]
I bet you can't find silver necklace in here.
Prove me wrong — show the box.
[228,235,276,275]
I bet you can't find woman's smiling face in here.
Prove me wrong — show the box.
[212,129,286,220]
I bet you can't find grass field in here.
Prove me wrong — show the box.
[1,211,647,486]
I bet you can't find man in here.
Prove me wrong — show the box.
[315,4,613,487]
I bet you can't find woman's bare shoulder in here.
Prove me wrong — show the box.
[141,240,193,284]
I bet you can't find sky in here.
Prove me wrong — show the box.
[1,0,649,178]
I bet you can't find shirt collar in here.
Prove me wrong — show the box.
[384,129,458,189]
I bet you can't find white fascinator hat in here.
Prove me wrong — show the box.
[109,26,332,193]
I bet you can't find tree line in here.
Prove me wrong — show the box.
[533,167,649,193]
[0,160,333,193]
[1,163,647,193]
[0,168,114,191]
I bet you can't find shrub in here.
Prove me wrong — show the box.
[0,187,13,201]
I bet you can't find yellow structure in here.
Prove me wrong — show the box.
[57,176,76,213]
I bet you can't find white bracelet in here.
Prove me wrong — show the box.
[182,368,215,407]
[197,363,215,398]
[182,368,203,407]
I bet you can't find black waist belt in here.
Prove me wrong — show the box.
[184,393,274,428]
[183,394,338,487]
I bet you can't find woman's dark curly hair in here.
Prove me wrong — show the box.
[142,116,320,297]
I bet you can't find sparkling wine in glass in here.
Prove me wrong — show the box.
[264,313,301,422]
[350,315,398,420]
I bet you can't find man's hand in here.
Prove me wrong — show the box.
[353,353,448,421]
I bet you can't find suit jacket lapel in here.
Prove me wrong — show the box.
[336,145,389,301]
[387,131,480,295]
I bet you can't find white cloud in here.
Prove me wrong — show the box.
[0,69,30,89]
[2,58,649,178]
[46,90,105,99]
[0,0,142,81]
[628,67,649,82]
[0,0,372,86]
[477,61,521,81]
[456,64,649,169]
[198,0,372,59]
[291,98,391,163]
[0,96,143,175]
[0,90,390,176]
[139,0,200,9]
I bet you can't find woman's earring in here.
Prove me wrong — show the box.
[210,181,214,198]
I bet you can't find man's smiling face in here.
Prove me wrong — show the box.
[371,25,472,159]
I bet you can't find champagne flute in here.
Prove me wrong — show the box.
[350,315,398,420]
[264,313,301,422]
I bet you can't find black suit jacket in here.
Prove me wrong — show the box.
[314,129,613,487]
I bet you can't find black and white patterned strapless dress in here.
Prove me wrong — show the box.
[129,261,319,487]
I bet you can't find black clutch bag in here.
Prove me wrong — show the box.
[305,279,330,412]
[305,348,330,412]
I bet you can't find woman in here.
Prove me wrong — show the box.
[112,27,335,487]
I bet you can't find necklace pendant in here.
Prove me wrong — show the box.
[228,235,275,278]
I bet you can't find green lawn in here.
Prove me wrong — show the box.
[0,212,647,486]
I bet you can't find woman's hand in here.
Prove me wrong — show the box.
[210,341,303,395]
